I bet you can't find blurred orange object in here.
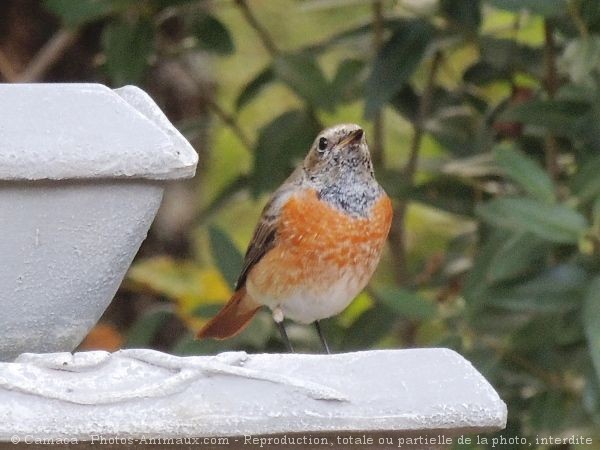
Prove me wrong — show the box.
[78,323,123,352]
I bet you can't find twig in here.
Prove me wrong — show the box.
[0,50,17,82]
[543,21,560,185]
[406,51,442,183]
[544,23,559,98]
[371,0,385,166]
[18,28,79,82]
[388,50,443,285]
[194,175,250,225]
[568,0,589,39]
[485,339,563,388]
[206,98,254,151]
[234,0,279,57]
[0,28,78,82]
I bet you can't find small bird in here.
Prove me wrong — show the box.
[197,124,392,352]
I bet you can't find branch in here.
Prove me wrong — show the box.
[543,21,560,184]
[18,28,79,82]
[405,50,442,183]
[370,0,385,166]
[568,0,589,39]
[0,50,17,82]
[194,175,250,225]
[234,0,279,57]
[485,339,563,388]
[206,98,253,152]
[388,50,443,285]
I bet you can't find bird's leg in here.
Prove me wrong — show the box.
[273,307,294,353]
[276,321,294,353]
[314,320,330,354]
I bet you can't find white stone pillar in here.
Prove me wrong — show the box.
[0,84,198,360]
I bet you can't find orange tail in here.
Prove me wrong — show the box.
[197,287,261,340]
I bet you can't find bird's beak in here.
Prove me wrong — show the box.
[338,129,364,147]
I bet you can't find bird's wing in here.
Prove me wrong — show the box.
[234,212,277,291]
[234,167,303,291]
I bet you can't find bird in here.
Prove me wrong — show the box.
[197,123,393,353]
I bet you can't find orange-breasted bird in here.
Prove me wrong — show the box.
[197,124,393,352]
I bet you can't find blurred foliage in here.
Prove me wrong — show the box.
[32,0,600,446]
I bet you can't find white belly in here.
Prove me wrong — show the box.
[248,270,364,324]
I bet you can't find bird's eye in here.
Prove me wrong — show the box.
[318,137,328,152]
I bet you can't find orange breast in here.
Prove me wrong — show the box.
[247,188,392,301]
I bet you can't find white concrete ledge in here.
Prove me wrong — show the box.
[0,84,198,181]
[0,348,506,446]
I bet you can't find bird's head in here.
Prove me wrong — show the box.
[303,124,374,185]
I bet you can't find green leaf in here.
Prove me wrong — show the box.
[377,169,412,199]
[499,99,591,138]
[193,14,234,55]
[486,264,588,313]
[463,229,551,309]
[477,197,588,243]
[365,19,434,118]
[464,229,507,305]
[236,65,275,111]
[467,308,532,336]
[392,84,468,124]
[582,369,600,420]
[330,58,365,105]
[192,303,225,318]
[274,53,332,110]
[584,277,600,384]
[102,19,154,85]
[463,61,510,85]
[208,226,243,288]
[581,0,600,33]
[593,196,600,228]
[494,143,555,203]
[559,36,600,87]
[441,0,481,31]
[487,0,567,17]
[487,232,549,283]
[195,175,250,224]
[303,18,404,54]
[171,334,224,356]
[341,305,397,350]
[409,176,480,216]
[428,112,492,156]
[374,287,436,320]
[44,0,120,26]
[571,154,600,204]
[529,391,570,432]
[127,257,231,304]
[478,37,544,76]
[512,315,584,351]
[390,84,420,123]
[125,309,173,347]
[151,0,205,9]
[251,109,321,194]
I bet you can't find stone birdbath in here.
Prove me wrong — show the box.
[0,84,506,448]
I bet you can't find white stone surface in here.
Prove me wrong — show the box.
[0,182,163,361]
[0,348,507,440]
[0,84,198,360]
[0,84,198,180]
